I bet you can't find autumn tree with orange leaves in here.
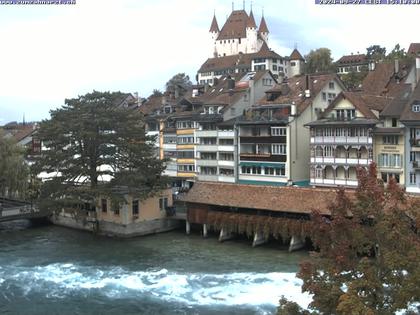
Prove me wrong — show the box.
[278,163,420,315]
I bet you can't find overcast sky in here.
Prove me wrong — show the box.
[1,0,419,124]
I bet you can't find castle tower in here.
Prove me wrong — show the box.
[246,9,258,54]
[209,13,219,58]
[258,15,269,44]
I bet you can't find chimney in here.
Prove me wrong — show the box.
[394,58,399,74]
[416,55,420,84]
[249,77,255,106]
[305,74,311,98]
[174,86,180,99]
[369,61,376,71]
[291,102,297,116]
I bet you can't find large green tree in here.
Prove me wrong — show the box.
[165,73,192,96]
[278,163,420,315]
[366,45,386,62]
[304,48,334,74]
[0,130,29,198]
[32,91,167,213]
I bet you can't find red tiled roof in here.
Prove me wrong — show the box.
[290,49,304,61]
[246,10,257,28]
[408,43,420,56]
[258,73,343,115]
[198,44,281,73]
[258,16,269,34]
[336,54,368,65]
[217,10,249,40]
[180,182,341,215]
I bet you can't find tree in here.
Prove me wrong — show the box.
[366,45,386,62]
[280,163,420,315]
[385,44,413,63]
[0,130,29,198]
[151,89,163,97]
[165,73,192,96]
[340,69,368,91]
[32,91,168,213]
[304,48,334,74]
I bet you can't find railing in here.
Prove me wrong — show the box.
[311,136,372,144]
[310,178,358,187]
[311,157,372,165]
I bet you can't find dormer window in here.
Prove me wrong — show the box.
[412,104,420,112]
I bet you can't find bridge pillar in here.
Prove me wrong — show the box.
[252,231,268,247]
[289,235,305,252]
[185,220,191,235]
[219,228,234,242]
[202,223,208,238]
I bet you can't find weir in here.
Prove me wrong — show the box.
[252,232,268,247]
[219,228,234,242]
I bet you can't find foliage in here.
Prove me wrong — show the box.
[304,48,334,74]
[366,45,386,62]
[340,69,368,91]
[284,163,420,315]
[0,130,29,198]
[165,73,192,96]
[277,296,312,315]
[32,91,168,213]
[151,89,163,97]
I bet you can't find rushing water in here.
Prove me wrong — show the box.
[0,220,311,315]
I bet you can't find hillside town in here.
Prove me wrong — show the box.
[3,8,420,231]
[1,4,420,314]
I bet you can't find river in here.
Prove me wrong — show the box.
[0,220,311,315]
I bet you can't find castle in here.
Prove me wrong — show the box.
[197,8,305,85]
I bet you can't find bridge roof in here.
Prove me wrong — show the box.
[179,182,342,215]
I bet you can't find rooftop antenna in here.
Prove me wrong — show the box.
[232,1,234,11]
[250,1,253,12]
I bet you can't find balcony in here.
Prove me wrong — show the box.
[412,161,420,170]
[197,174,218,182]
[240,153,286,163]
[311,136,372,145]
[310,178,358,187]
[218,160,235,167]
[196,144,217,152]
[218,131,234,138]
[196,159,218,167]
[195,130,218,138]
[311,157,372,165]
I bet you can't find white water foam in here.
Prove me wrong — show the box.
[0,263,312,309]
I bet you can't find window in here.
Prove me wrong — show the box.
[177,136,194,144]
[392,118,398,127]
[324,146,334,157]
[163,136,177,144]
[219,152,234,160]
[381,173,400,184]
[383,135,398,145]
[101,199,107,213]
[132,200,139,216]
[176,121,195,129]
[271,127,286,136]
[412,104,420,112]
[177,165,195,172]
[329,82,335,89]
[322,92,327,101]
[410,151,416,162]
[291,61,296,67]
[177,151,194,159]
[328,93,336,99]
[271,144,286,155]
[272,65,278,71]
[159,197,168,211]
[200,166,217,175]
[241,166,262,175]
[219,139,234,145]
[264,167,285,176]
[410,172,416,185]
[378,153,402,168]
[219,168,234,176]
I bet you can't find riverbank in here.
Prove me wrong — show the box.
[0,220,311,314]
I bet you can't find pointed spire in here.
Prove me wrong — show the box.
[259,15,269,34]
[209,13,219,33]
[246,9,257,28]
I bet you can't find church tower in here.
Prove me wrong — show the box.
[209,13,219,58]
[245,9,258,54]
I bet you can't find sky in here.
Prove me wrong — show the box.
[0,0,419,124]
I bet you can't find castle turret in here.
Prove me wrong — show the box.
[289,48,305,77]
[246,10,258,53]
[258,15,269,44]
[209,13,219,57]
